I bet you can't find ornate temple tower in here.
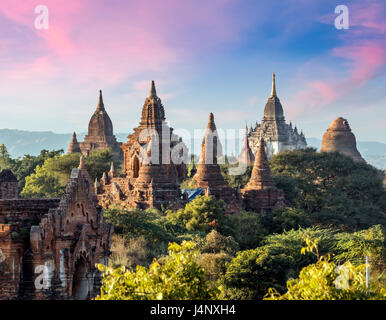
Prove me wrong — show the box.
[321,117,365,163]
[193,113,241,213]
[121,81,186,183]
[67,90,123,160]
[96,81,187,210]
[241,138,286,213]
[247,73,307,159]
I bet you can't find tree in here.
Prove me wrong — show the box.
[20,164,64,198]
[334,225,385,271]
[225,210,268,250]
[265,236,386,300]
[21,149,116,198]
[95,241,219,300]
[194,230,239,282]
[267,207,311,234]
[220,164,253,189]
[167,195,226,234]
[220,227,337,299]
[269,148,386,231]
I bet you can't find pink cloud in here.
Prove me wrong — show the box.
[287,0,386,119]
[0,0,251,88]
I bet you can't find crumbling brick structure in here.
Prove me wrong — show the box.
[0,158,113,300]
[321,117,365,163]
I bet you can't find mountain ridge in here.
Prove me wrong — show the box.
[0,129,384,169]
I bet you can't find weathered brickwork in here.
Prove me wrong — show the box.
[0,160,113,300]
[97,81,187,211]
[67,90,123,161]
[241,139,286,214]
[321,117,365,163]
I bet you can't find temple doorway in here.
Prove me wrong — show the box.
[133,156,140,178]
[72,258,89,300]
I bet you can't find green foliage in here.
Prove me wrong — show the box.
[225,210,268,250]
[109,235,167,269]
[21,163,64,198]
[21,149,116,198]
[268,207,311,234]
[265,239,386,300]
[269,148,386,231]
[198,230,239,255]
[220,227,337,299]
[265,257,386,300]
[104,207,190,243]
[194,230,239,282]
[96,241,219,300]
[180,177,196,189]
[0,144,63,192]
[220,164,253,189]
[167,195,226,234]
[334,225,385,268]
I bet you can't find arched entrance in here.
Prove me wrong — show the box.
[133,156,140,178]
[72,258,89,300]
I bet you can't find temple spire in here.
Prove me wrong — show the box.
[79,155,86,170]
[67,132,82,154]
[97,90,105,111]
[207,112,217,131]
[270,72,277,97]
[149,80,157,98]
[245,138,275,189]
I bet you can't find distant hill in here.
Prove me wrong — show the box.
[0,129,129,158]
[0,129,385,170]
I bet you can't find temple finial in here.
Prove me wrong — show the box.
[207,112,216,131]
[149,80,157,98]
[79,155,86,170]
[97,89,104,110]
[270,72,277,97]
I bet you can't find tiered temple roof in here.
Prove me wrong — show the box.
[67,90,123,160]
[247,73,307,159]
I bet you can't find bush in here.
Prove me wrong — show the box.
[96,241,219,300]
[167,195,225,234]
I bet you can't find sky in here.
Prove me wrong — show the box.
[0,0,385,154]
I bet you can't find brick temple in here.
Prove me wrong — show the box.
[67,90,123,161]
[96,81,187,210]
[0,158,113,300]
[321,117,365,163]
[241,138,286,213]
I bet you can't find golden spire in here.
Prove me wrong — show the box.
[270,72,277,97]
